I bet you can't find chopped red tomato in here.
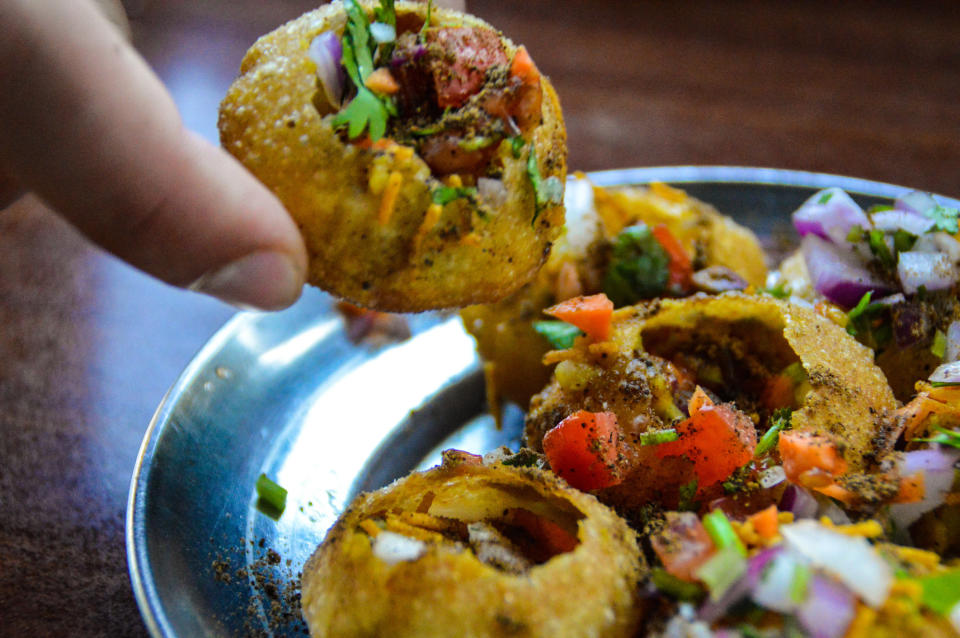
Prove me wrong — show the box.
[893,472,925,504]
[503,507,578,559]
[543,293,614,342]
[427,27,508,108]
[761,373,796,411]
[543,410,622,491]
[650,511,716,581]
[656,403,757,491]
[778,430,848,486]
[651,224,693,290]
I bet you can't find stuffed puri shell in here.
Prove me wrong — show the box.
[301,450,645,638]
[219,1,567,311]
[523,293,901,518]
[460,179,768,415]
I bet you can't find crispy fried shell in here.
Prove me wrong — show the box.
[219,2,566,311]
[301,453,645,638]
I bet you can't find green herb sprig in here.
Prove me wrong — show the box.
[331,0,396,141]
[525,144,563,223]
[533,320,582,349]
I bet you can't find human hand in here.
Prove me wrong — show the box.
[0,0,308,310]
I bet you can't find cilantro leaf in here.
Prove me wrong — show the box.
[914,427,960,450]
[510,135,525,158]
[924,205,960,234]
[755,409,791,458]
[603,223,670,306]
[333,0,394,141]
[532,320,582,349]
[331,87,391,140]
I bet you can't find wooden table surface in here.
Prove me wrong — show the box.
[1,1,958,635]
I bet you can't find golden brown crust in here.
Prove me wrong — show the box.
[219,1,566,311]
[301,459,645,638]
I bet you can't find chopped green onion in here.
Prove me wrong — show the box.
[919,568,960,614]
[255,473,287,518]
[914,427,960,450]
[695,546,747,600]
[702,509,747,557]
[931,330,948,359]
[893,229,918,253]
[510,135,525,158]
[762,281,791,299]
[755,410,791,458]
[846,225,865,243]
[789,562,811,603]
[868,228,895,269]
[640,428,679,446]
[678,478,698,512]
[458,136,495,152]
[532,320,582,349]
[818,191,833,204]
[525,144,563,223]
[432,185,477,206]
[651,567,705,601]
[930,381,960,389]
[867,204,894,214]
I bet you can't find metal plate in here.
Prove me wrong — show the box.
[126,166,960,637]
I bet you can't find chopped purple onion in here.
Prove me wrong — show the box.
[891,301,932,348]
[801,234,893,308]
[780,484,818,519]
[793,188,870,244]
[796,575,856,638]
[895,190,938,216]
[308,31,345,109]
[897,251,957,294]
[751,550,803,613]
[930,361,960,384]
[698,546,782,623]
[889,446,960,528]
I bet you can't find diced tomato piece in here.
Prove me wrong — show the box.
[504,507,579,558]
[687,385,714,416]
[543,410,622,491]
[427,27,508,108]
[650,511,716,581]
[651,224,693,290]
[761,374,795,411]
[509,46,540,85]
[778,431,848,485]
[656,404,757,491]
[543,293,614,342]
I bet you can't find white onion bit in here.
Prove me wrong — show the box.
[780,520,892,608]
[372,531,426,564]
[897,251,957,294]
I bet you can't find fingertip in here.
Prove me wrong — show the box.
[189,249,306,311]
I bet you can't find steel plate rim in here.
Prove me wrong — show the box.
[126,310,254,638]
[124,165,959,638]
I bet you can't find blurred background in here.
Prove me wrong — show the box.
[131,0,960,193]
[0,1,958,636]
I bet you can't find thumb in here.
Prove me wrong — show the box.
[0,0,308,310]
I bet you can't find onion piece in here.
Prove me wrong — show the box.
[793,188,870,244]
[895,190,938,215]
[699,546,781,622]
[759,465,786,489]
[945,320,960,362]
[802,234,893,308]
[780,520,892,607]
[477,177,508,210]
[897,251,957,294]
[751,550,805,613]
[796,574,857,638]
[870,210,935,235]
[890,447,960,530]
[930,361,960,384]
[308,31,345,109]
[372,531,426,564]
[780,484,819,519]
[369,21,396,44]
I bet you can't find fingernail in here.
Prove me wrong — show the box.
[189,251,304,311]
